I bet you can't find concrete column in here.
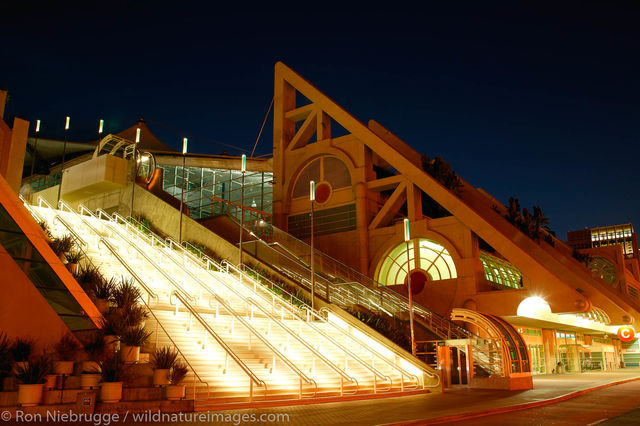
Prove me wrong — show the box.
[355,182,369,274]
[542,329,557,374]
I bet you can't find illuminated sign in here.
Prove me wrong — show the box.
[617,326,635,342]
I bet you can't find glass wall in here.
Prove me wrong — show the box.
[0,205,94,331]
[159,165,273,221]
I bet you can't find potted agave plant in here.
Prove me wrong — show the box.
[80,334,105,390]
[99,312,122,353]
[53,333,80,375]
[16,354,52,407]
[100,354,127,403]
[64,250,84,274]
[120,326,151,364]
[49,235,74,261]
[165,361,189,400]
[94,277,116,314]
[151,347,179,387]
[112,279,142,312]
[11,338,33,373]
[122,304,149,331]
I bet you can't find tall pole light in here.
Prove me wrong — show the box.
[29,119,41,179]
[56,116,70,207]
[130,127,141,217]
[179,137,188,244]
[404,218,417,356]
[238,154,246,267]
[98,119,104,138]
[310,180,316,310]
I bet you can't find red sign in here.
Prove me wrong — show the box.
[617,326,635,342]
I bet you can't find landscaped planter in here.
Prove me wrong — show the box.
[45,374,58,390]
[80,374,101,390]
[17,383,44,407]
[95,298,109,314]
[152,369,170,386]
[165,384,185,400]
[120,345,140,364]
[53,361,74,375]
[100,382,122,403]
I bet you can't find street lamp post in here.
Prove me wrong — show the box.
[29,119,41,179]
[310,180,316,310]
[238,154,246,267]
[130,127,141,218]
[404,218,417,356]
[179,138,188,244]
[56,116,70,208]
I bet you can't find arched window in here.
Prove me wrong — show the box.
[376,238,457,286]
[292,156,351,199]
[587,256,617,286]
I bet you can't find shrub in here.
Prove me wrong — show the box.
[49,235,74,255]
[101,354,128,382]
[11,338,34,363]
[94,277,117,300]
[65,250,84,264]
[150,347,179,370]
[83,333,107,363]
[122,304,149,329]
[112,279,141,309]
[98,312,123,336]
[54,333,81,361]
[170,361,189,385]
[121,326,151,347]
[15,354,52,384]
[74,264,104,294]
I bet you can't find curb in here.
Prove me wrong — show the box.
[395,376,640,425]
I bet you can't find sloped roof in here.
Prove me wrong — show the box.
[116,118,176,152]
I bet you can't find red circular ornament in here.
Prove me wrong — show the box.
[314,182,331,204]
[404,269,428,294]
[617,326,635,342]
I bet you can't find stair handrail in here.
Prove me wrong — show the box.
[220,260,394,392]
[89,208,196,304]
[101,218,320,398]
[75,207,269,400]
[137,296,211,401]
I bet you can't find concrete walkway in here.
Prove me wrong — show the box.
[207,368,640,425]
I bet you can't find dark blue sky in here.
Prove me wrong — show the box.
[1,1,638,237]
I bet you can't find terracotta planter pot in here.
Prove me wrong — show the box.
[120,345,140,364]
[53,361,74,375]
[66,262,77,274]
[95,298,109,314]
[45,374,58,390]
[152,369,170,387]
[18,383,44,407]
[80,374,101,390]
[104,335,119,353]
[100,381,122,403]
[165,384,185,400]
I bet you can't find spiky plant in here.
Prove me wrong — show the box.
[65,250,84,264]
[0,332,13,385]
[83,333,107,364]
[54,333,80,361]
[11,338,34,363]
[49,234,74,255]
[112,278,141,309]
[74,264,104,294]
[94,277,117,300]
[98,312,123,337]
[150,347,179,370]
[120,326,151,347]
[122,304,149,328]
[101,354,128,382]
[15,354,52,384]
[170,361,189,385]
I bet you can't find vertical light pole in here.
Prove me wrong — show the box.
[56,116,70,207]
[310,180,316,310]
[404,218,417,356]
[238,154,246,267]
[130,127,140,218]
[29,119,41,178]
[179,137,188,244]
[98,119,104,139]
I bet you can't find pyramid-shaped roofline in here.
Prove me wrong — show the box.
[116,118,176,152]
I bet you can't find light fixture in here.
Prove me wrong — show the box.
[35,120,41,133]
[98,119,104,134]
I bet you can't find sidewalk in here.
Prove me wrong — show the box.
[208,368,640,425]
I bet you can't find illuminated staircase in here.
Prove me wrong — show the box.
[25,197,439,408]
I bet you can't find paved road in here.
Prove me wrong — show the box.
[456,379,640,426]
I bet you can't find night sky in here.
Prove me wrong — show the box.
[1,1,638,238]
